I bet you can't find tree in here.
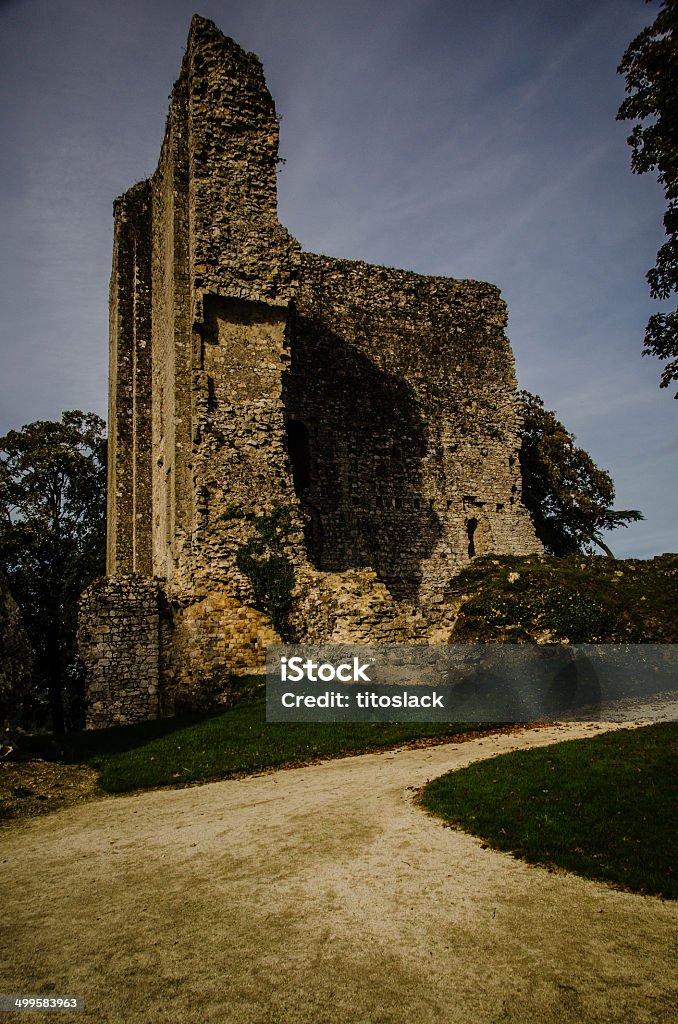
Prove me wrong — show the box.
[518,391,643,557]
[617,0,678,395]
[0,412,106,732]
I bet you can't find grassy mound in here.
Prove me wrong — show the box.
[446,553,678,643]
[420,723,677,898]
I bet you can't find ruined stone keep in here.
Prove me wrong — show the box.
[79,16,541,727]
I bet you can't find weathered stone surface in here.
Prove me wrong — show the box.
[80,16,542,728]
[79,576,160,729]
[0,572,33,730]
[288,254,539,603]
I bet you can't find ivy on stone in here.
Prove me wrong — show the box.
[235,507,296,640]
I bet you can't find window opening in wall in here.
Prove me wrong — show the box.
[467,517,478,558]
[287,419,312,495]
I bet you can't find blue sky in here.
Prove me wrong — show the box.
[0,0,675,557]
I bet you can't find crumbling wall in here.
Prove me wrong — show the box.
[160,594,280,713]
[80,15,542,728]
[291,566,460,644]
[190,295,305,598]
[286,254,540,603]
[184,20,302,596]
[183,19,299,308]
[108,18,302,593]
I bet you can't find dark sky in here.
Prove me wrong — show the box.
[0,0,675,557]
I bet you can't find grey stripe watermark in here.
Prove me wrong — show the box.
[0,997,83,1012]
[266,644,678,722]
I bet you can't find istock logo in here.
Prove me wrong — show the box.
[280,655,373,683]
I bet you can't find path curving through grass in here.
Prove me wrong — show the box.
[1,721,676,1024]
[421,722,678,898]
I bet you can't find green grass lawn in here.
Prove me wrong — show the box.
[420,723,678,899]
[42,696,496,794]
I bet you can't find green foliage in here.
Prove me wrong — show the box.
[447,553,677,643]
[0,412,107,732]
[518,391,643,556]
[421,724,678,899]
[463,571,618,644]
[540,586,614,643]
[41,692,495,794]
[220,502,245,521]
[617,0,678,393]
[235,507,296,640]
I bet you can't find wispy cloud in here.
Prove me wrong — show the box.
[0,0,674,555]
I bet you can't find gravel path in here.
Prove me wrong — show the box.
[1,721,676,1024]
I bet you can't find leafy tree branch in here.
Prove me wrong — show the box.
[518,391,643,557]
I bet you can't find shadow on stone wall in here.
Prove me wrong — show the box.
[283,315,441,601]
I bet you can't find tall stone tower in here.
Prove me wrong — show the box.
[79,16,541,727]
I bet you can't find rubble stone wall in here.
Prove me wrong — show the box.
[286,254,539,604]
[80,16,541,728]
[107,182,153,575]
[79,576,160,728]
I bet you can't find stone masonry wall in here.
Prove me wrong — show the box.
[80,16,542,727]
[286,254,540,603]
[160,594,280,713]
[184,19,299,310]
[107,182,152,575]
[79,577,160,728]
[183,18,302,597]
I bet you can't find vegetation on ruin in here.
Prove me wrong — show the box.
[234,506,296,640]
[446,552,678,643]
[420,723,678,899]
[518,391,643,556]
[0,412,107,733]
[15,695,501,796]
[618,0,678,394]
[220,501,246,521]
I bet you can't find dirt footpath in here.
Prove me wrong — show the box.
[1,722,676,1024]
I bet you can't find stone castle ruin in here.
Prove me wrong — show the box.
[78,15,541,728]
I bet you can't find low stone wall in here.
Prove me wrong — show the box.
[293,567,430,643]
[79,575,161,729]
[80,577,285,727]
[79,568,468,728]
